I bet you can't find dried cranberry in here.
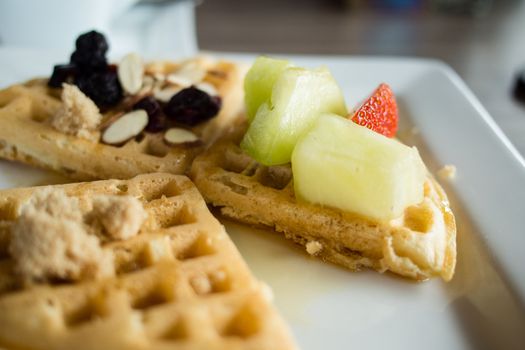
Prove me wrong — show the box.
[75,68,123,109]
[48,64,77,88]
[133,96,166,132]
[70,30,108,72]
[164,87,222,126]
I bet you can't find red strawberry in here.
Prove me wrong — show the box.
[350,83,398,138]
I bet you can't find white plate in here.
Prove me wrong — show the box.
[1,49,524,350]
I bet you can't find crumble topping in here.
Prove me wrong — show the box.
[50,83,102,141]
[9,189,113,282]
[306,240,323,256]
[91,195,146,240]
[21,186,83,222]
[437,164,457,180]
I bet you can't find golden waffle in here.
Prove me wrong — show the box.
[190,121,457,281]
[0,173,296,350]
[0,57,245,180]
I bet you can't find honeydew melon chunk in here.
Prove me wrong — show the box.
[244,56,291,122]
[291,114,427,221]
[241,67,347,166]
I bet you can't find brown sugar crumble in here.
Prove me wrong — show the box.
[91,195,146,240]
[9,189,113,282]
[50,83,102,141]
[437,164,457,180]
[306,241,323,256]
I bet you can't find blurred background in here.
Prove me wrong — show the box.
[0,0,524,154]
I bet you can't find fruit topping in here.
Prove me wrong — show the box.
[153,86,183,103]
[166,73,194,87]
[292,114,426,221]
[133,96,161,119]
[48,64,77,88]
[241,65,347,166]
[70,30,109,72]
[133,96,167,132]
[101,110,148,145]
[166,61,206,86]
[244,56,290,121]
[350,83,398,138]
[164,86,222,126]
[163,128,200,146]
[146,113,168,133]
[75,68,123,110]
[48,31,124,109]
[48,31,223,139]
[194,82,218,97]
[117,53,144,95]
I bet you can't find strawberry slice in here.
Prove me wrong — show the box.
[350,83,398,138]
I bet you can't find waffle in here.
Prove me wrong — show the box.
[0,57,245,180]
[0,173,296,350]
[190,121,457,281]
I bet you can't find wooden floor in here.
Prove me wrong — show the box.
[196,0,525,156]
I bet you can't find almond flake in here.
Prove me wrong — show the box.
[195,82,218,96]
[166,74,193,87]
[118,53,144,95]
[135,75,155,96]
[153,86,183,103]
[102,110,148,145]
[167,62,206,87]
[142,75,155,88]
[153,73,166,82]
[164,128,200,146]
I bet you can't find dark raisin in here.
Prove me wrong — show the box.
[48,64,77,88]
[163,87,222,126]
[146,113,168,133]
[75,68,123,109]
[133,96,166,132]
[75,30,108,53]
[134,96,161,118]
[70,31,108,72]
[71,51,107,72]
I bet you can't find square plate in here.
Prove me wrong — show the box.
[1,49,524,350]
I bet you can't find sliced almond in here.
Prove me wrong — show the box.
[135,75,155,96]
[144,61,165,75]
[166,62,206,87]
[102,110,148,145]
[99,111,125,131]
[142,75,155,89]
[153,72,166,82]
[143,74,155,84]
[166,74,193,87]
[153,86,183,103]
[164,128,200,146]
[118,53,144,95]
[145,61,179,75]
[195,82,218,96]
